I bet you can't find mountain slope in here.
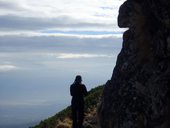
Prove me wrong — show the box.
[32,85,104,128]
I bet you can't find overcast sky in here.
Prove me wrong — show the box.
[0,0,126,127]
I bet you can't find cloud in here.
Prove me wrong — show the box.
[0,99,52,107]
[0,64,18,72]
[0,0,125,18]
[0,31,122,72]
[0,1,19,10]
[0,0,126,35]
[0,33,122,53]
[0,30,124,37]
[54,53,113,59]
[0,15,114,31]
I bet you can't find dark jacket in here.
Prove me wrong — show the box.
[70,82,87,106]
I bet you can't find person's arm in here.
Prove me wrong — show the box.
[70,85,73,96]
[83,85,88,96]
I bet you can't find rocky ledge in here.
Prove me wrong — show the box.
[99,0,170,128]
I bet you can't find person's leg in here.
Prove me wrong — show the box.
[72,105,78,128]
[78,105,84,128]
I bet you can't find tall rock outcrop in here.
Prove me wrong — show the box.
[99,0,170,127]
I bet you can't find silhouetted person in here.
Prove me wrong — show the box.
[70,75,88,128]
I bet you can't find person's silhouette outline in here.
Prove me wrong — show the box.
[70,75,88,128]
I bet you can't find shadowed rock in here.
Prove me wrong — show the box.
[99,0,170,128]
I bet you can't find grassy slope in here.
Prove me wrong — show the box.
[32,85,104,128]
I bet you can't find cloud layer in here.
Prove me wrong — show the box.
[0,0,126,35]
[0,64,18,72]
[56,53,112,59]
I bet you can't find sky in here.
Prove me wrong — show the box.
[0,0,126,127]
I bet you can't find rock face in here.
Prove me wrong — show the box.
[99,0,170,128]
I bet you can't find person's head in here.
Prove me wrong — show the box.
[74,75,82,84]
